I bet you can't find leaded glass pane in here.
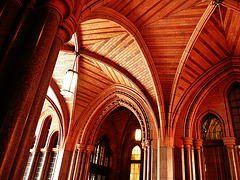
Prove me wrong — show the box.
[131,146,141,160]
[94,143,100,164]
[130,163,141,180]
[99,146,105,165]
[202,115,222,140]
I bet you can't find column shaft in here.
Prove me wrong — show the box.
[0,6,61,179]
[83,152,92,180]
[73,149,84,180]
[194,139,204,180]
[9,35,62,180]
[223,137,239,180]
[68,149,78,180]
[143,147,147,180]
[183,137,194,180]
[146,140,151,180]
[39,148,52,180]
[0,0,23,51]
[78,151,87,180]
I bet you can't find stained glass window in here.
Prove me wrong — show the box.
[131,146,141,160]
[130,145,141,180]
[202,114,222,140]
[89,137,112,180]
[135,129,141,141]
[130,163,141,180]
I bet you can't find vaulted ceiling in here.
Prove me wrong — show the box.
[53,0,240,129]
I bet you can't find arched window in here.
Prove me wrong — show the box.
[201,114,229,179]
[46,132,59,180]
[23,115,61,180]
[202,114,222,140]
[130,145,141,180]
[89,136,112,180]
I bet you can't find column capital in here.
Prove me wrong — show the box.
[42,0,72,20]
[56,14,77,43]
[76,143,85,151]
[86,144,95,153]
[44,147,52,152]
[141,141,146,150]
[145,139,151,148]
[222,137,236,148]
[182,137,194,148]
[194,139,203,150]
[30,147,41,153]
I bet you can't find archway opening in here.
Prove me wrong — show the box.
[201,114,229,180]
[88,106,144,180]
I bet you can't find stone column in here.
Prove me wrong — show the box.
[78,150,87,180]
[0,1,70,178]
[142,141,147,180]
[0,0,25,51]
[9,35,64,180]
[182,137,194,180]
[222,137,239,180]
[145,140,151,180]
[39,147,52,180]
[82,145,94,180]
[73,144,84,180]
[194,139,204,180]
[68,146,78,180]
[26,148,40,180]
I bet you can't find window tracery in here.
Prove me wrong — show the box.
[89,136,112,180]
[130,145,141,180]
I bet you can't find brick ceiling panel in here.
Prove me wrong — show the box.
[73,57,115,117]
[173,7,239,112]
[94,60,136,89]
[137,2,207,108]
[79,19,157,105]
[79,19,127,46]
[224,8,240,56]
[54,0,240,135]
[52,51,76,88]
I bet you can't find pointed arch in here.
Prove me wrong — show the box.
[195,111,224,140]
[172,57,240,139]
[78,6,164,133]
[68,85,157,150]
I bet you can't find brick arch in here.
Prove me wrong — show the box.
[170,3,217,128]
[34,115,52,148]
[185,75,240,138]
[172,57,240,139]
[195,111,225,140]
[78,6,164,131]
[45,130,59,148]
[69,85,157,150]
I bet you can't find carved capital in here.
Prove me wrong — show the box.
[141,141,146,149]
[182,137,193,148]
[222,137,236,148]
[194,139,203,150]
[86,144,95,153]
[44,147,52,152]
[76,143,85,151]
[145,139,151,147]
